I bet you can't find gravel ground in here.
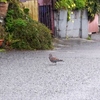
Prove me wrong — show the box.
[0,36,100,100]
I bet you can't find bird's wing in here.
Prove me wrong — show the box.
[51,57,59,61]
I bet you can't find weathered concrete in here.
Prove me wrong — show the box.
[54,10,67,38]
[54,10,88,38]
[0,36,100,100]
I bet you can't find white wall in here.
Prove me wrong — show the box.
[81,10,88,38]
[54,10,67,38]
[67,10,81,38]
[54,10,88,38]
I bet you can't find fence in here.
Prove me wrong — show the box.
[39,5,52,30]
[21,0,54,33]
[38,0,54,33]
[22,0,38,21]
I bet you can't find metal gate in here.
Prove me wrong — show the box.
[39,5,52,30]
[38,0,54,33]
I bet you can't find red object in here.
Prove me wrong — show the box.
[89,15,99,33]
[0,39,4,47]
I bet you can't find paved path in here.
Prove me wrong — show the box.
[0,37,100,100]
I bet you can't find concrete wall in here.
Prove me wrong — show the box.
[67,10,81,38]
[54,10,67,38]
[98,14,100,32]
[54,10,88,38]
[98,13,100,32]
[81,10,88,38]
[67,10,88,38]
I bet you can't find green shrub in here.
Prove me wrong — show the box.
[5,19,53,50]
[4,1,53,50]
[0,25,6,39]
[74,0,86,10]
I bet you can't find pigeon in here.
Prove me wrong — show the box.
[49,54,63,63]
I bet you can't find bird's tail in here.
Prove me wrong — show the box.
[58,59,64,62]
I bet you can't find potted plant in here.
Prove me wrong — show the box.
[0,0,9,18]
